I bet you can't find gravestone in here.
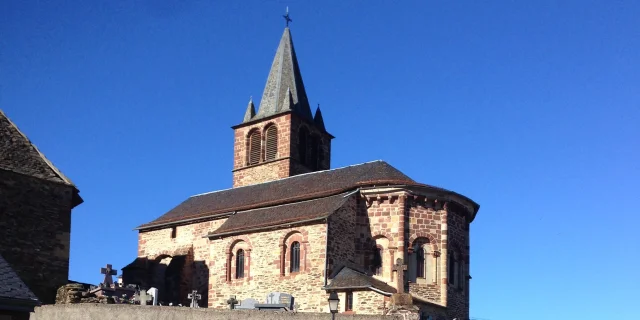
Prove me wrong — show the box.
[147,287,158,306]
[226,296,238,310]
[254,292,294,311]
[138,290,148,306]
[100,264,117,287]
[236,298,258,310]
[188,290,201,308]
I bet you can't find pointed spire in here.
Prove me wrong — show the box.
[314,104,326,131]
[280,87,294,112]
[243,97,256,122]
[255,27,313,121]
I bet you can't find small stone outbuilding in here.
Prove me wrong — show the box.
[0,110,83,304]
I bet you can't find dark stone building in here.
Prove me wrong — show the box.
[0,110,83,305]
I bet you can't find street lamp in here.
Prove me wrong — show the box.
[328,291,340,319]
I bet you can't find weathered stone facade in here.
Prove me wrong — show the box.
[0,110,82,305]
[232,112,332,188]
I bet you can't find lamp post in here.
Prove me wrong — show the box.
[328,291,340,320]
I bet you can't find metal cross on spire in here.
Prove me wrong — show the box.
[283,7,292,27]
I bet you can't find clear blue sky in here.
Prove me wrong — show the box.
[1,1,638,319]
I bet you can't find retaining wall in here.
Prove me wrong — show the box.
[30,304,401,320]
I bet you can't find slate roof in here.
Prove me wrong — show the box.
[247,27,313,123]
[0,254,40,303]
[207,192,353,237]
[137,160,421,230]
[0,110,74,186]
[325,263,397,294]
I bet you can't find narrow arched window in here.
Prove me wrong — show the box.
[236,249,245,279]
[248,130,261,165]
[448,253,455,285]
[373,247,383,275]
[298,128,308,165]
[416,245,425,278]
[265,125,278,161]
[290,242,300,273]
[308,136,319,170]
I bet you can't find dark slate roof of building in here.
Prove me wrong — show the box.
[0,254,40,303]
[137,160,421,230]
[0,110,75,186]
[325,263,397,294]
[207,192,353,237]
[247,27,313,123]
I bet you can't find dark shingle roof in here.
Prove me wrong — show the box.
[208,192,353,237]
[0,254,40,302]
[325,264,397,294]
[248,27,313,123]
[0,110,73,186]
[137,161,417,230]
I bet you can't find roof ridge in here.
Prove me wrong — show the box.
[190,160,387,198]
[0,109,75,186]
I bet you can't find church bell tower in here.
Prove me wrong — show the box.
[231,25,333,188]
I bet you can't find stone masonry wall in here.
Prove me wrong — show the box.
[207,223,331,313]
[0,169,75,304]
[355,192,405,289]
[137,219,227,305]
[30,304,404,320]
[406,197,445,305]
[232,114,292,187]
[326,195,357,276]
[444,205,470,320]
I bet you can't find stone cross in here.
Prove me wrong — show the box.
[100,264,117,287]
[188,290,201,308]
[139,290,148,306]
[392,258,408,294]
[268,293,275,304]
[226,295,238,310]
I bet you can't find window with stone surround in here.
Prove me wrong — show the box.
[290,241,300,273]
[227,239,251,282]
[373,246,383,275]
[247,129,261,165]
[236,249,245,279]
[281,231,306,276]
[264,124,278,161]
[345,291,353,311]
[170,226,176,239]
[409,238,437,284]
[308,135,319,170]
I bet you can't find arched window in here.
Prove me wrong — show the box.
[298,127,308,165]
[264,125,278,161]
[248,130,261,165]
[373,247,383,275]
[236,249,245,279]
[410,239,435,284]
[308,135,319,170]
[448,252,455,285]
[290,242,300,273]
[416,245,425,278]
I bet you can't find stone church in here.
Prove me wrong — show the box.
[126,25,479,319]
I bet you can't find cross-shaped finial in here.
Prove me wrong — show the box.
[283,7,292,27]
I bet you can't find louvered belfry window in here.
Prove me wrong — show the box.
[298,128,308,165]
[265,125,278,161]
[248,130,261,165]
